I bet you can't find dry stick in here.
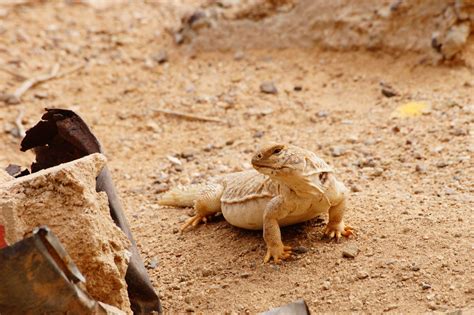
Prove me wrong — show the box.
[0,67,27,81]
[14,108,26,138]
[153,108,225,123]
[2,63,85,105]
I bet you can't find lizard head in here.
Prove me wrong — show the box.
[251,143,306,179]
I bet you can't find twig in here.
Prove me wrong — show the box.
[14,108,26,138]
[0,67,27,80]
[153,108,225,123]
[1,63,85,105]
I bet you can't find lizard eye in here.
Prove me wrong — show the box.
[272,148,282,155]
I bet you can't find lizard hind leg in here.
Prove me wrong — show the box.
[181,183,223,232]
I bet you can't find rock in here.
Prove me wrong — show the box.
[240,272,251,278]
[151,50,168,64]
[371,167,384,177]
[322,281,331,290]
[342,244,359,258]
[421,282,431,290]
[234,50,245,60]
[0,154,131,312]
[185,306,195,312]
[380,82,398,97]
[260,81,278,94]
[253,130,265,138]
[330,146,346,157]
[167,155,182,166]
[441,23,470,59]
[293,85,303,91]
[356,270,369,279]
[172,227,179,234]
[436,161,449,168]
[148,258,158,269]
[350,184,362,193]
[178,215,189,223]
[293,246,309,254]
[155,183,169,193]
[383,304,398,312]
[415,164,428,173]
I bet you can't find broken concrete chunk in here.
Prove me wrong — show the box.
[0,169,12,184]
[0,153,132,312]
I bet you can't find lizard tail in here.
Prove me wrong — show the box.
[158,184,206,207]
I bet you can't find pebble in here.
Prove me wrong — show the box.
[380,82,398,98]
[260,81,278,94]
[322,281,331,290]
[383,304,398,312]
[415,164,427,173]
[240,272,251,278]
[178,215,189,223]
[351,184,362,192]
[342,244,359,258]
[172,227,179,234]
[356,270,369,279]
[234,50,245,60]
[155,183,169,193]
[331,146,346,157]
[167,155,182,166]
[436,161,449,168]
[371,167,384,177]
[151,49,168,64]
[421,282,432,290]
[148,258,158,269]
[185,306,195,312]
[293,85,303,91]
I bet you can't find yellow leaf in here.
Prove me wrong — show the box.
[392,102,430,118]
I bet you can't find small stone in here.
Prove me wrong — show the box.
[240,272,251,279]
[380,82,398,98]
[371,167,384,177]
[316,111,329,118]
[421,282,431,290]
[148,258,158,269]
[178,215,188,223]
[450,128,467,136]
[415,164,427,173]
[234,50,245,60]
[167,155,182,166]
[172,227,179,234]
[331,146,346,157]
[427,302,438,310]
[260,81,278,94]
[356,270,369,279]
[350,185,362,193]
[436,161,449,168]
[322,281,331,290]
[293,246,309,254]
[410,264,420,271]
[185,306,195,312]
[342,244,359,258]
[293,85,303,91]
[383,304,398,312]
[155,183,169,193]
[253,130,264,138]
[151,50,168,64]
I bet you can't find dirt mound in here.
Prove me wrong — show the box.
[178,0,474,63]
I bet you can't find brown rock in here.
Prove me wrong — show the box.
[0,154,131,312]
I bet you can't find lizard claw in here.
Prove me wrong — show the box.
[263,245,292,264]
[180,214,210,232]
[323,223,354,241]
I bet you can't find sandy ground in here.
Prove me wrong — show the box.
[0,1,473,314]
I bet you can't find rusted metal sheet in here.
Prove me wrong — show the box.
[0,226,124,315]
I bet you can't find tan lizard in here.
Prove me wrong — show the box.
[159,143,353,263]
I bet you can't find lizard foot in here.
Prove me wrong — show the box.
[180,214,211,232]
[264,245,292,264]
[323,223,353,241]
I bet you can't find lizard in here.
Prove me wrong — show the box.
[158,143,353,263]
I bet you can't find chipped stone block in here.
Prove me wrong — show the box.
[0,153,131,312]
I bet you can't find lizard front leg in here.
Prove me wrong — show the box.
[263,195,292,263]
[324,197,353,241]
[181,183,223,232]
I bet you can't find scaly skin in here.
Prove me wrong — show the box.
[159,143,353,263]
